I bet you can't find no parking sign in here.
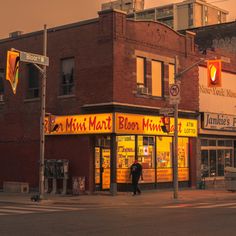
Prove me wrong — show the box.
[169,83,180,105]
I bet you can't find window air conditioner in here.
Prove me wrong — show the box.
[137,85,148,95]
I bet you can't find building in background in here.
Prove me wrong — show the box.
[104,0,228,30]
[188,21,236,54]
[102,0,144,14]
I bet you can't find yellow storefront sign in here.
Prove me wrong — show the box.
[45,113,113,135]
[115,113,197,137]
[45,112,197,137]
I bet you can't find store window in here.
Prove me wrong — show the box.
[60,58,75,96]
[178,138,189,168]
[138,136,155,168]
[116,136,135,183]
[156,137,189,182]
[156,136,172,182]
[26,64,39,99]
[151,60,162,97]
[201,139,234,177]
[157,136,172,168]
[138,136,155,182]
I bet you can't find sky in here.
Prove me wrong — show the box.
[0,0,235,39]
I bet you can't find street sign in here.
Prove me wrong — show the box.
[159,108,174,115]
[20,51,49,66]
[169,83,180,105]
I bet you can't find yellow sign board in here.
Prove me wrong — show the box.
[45,113,113,135]
[45,112,197,137]
[115,113,197,137]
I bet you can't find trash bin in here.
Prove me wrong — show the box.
[224,167,236,192]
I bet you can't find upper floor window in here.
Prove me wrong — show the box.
[151,60,162,97]
[188,3,193,26]
[0,69,4,101]
[204,6,208,24]
[136,57,146,86]
[168,64,175,85]
[60,58,75,96]
[217,11,221,23]
[26,64,39,99]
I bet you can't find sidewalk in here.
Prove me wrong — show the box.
[1,188,236,206]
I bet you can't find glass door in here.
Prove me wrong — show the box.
[94,147,110,190]
[101,148,110,190]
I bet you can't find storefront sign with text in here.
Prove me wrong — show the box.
[115,113,197,137]
[45,113,113,135]
[45,112,197,137]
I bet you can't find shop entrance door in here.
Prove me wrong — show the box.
[95,147,110,190]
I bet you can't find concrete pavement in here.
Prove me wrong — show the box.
[1,188,236,206]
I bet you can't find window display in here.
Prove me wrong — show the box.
[116,136,135,183]
[178,138,189,168]
[156,137,172,168]
[137,136,155,168]
[137,136,155,183]
[156,137,189,182]
[201,139,234,178]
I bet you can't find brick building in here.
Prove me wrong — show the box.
[0,9,234,193]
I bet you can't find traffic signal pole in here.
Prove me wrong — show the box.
[39,25,47,200]
[173,57,206,199]
[8,26,49,200]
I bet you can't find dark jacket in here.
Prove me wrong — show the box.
[130,162,143,179]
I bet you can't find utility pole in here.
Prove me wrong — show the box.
[173,56,179,199]
[39,25,47,200]
[8,25,49,200]
[172,57,206,199]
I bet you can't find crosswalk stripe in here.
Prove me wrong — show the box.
[28,205,82,211]
[0,213,7,215]
[162,202,236,209]
[194,203,236,208]
[2,206,62,212]
[0,204,85,216]
[0,209,35,214]
[162,203,209,208]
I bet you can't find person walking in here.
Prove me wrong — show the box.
[130,159,143,196]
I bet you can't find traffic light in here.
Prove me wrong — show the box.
[207,60,222,87]
[48,114,59,133]
[6,50,20,94]
[161,116,170,133]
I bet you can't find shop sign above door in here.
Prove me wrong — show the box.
[45,112,197,137]
[203,112,236,131]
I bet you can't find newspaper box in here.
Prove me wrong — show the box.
[225,167,236,192]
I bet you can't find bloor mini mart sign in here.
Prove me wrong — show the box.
[45,113,197,137]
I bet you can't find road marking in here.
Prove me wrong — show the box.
[162,202,236,209]
[0,204,85,216]
[0,209,34,214]
[162,203,209,208]
[194,203,236,208]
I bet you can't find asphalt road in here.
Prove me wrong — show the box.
[0,199,236,236]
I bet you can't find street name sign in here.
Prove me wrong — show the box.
[159,108,174,115]
[20,51,49,66]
